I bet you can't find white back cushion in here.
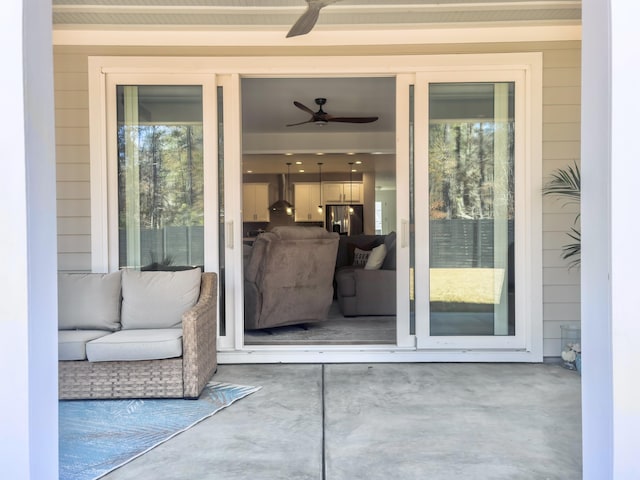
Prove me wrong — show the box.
[58,272,122,331]
[120,268,202,329]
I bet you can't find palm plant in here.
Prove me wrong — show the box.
[542,161,581,268]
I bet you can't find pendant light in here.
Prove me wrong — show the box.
[348,161,354,214]
[317,162,324,214]
[285,162,293,215]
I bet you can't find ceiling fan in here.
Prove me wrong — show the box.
[286,98,379,127]
[286,0,342,38]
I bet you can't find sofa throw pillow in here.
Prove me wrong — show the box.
[347,241,376,266]
[365,243,387,270]
[352,248,371,267]
[121,267,202,329]
[58,271,122,331]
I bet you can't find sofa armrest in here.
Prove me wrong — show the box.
[353,268,396,316]
[181,272,218,398]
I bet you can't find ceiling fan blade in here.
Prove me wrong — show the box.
[327,116,379,124]
[286,0,341,38]
[286,119,315,127]
[293,101,316,116]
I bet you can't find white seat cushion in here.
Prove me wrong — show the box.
[58,271,122,331]
[86,329,183,362]
[58,330,111,361]
[120,268,202,329]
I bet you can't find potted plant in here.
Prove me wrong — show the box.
[543,161,581,371]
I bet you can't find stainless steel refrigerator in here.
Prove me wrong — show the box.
[325,204,363,236]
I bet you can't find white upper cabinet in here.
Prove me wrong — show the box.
[323,182,362,204]
[294,183,324,222]
[243,183,270,222]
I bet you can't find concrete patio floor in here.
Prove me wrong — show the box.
[102,363,582,480]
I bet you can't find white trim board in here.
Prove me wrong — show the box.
[53,25,580,47]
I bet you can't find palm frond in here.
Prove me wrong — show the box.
[542,161,581,209]
[561,227,581,269]
[543,162,581,269]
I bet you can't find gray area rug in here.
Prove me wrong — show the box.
[244,302,396,345]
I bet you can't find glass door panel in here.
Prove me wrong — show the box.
[116,85,204,270]
[413,71,529,351]
[428,82,515,337]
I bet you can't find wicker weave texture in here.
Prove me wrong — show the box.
[58,272,218,400]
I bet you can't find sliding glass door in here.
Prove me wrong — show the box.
[414,73,527,349]
[116,85,205,270]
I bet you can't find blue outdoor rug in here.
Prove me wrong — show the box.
[59,382,261,480]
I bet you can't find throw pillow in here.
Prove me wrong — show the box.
[120,267,202,329]
[58,271,122,331]
[347,241,377,265]
[365,243,387,270]
[352,248,371,267]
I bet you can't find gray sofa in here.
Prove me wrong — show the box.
[244,226,339,329]
[334,232,396,316]
[58,268,217,399]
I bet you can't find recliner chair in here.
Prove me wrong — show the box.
[244,226,339,330]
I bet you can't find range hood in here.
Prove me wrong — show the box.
[269,173,294,214]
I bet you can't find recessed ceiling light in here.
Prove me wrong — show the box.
[351,169,357,172]
[247,170,253,173]
[355,160,362,165]
[285,152,294,156]
[299,169,305,173]
[346,152,356,156]
[316,152,325,156]
[372,151,383,155]
[295,161,303,165]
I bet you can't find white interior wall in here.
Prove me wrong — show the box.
[53,42,581,356]
[376,189,397,235]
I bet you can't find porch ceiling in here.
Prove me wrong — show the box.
[52,1,581,32]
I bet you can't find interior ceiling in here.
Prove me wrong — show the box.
[52,1,581,184]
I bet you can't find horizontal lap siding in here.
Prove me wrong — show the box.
[53,41,581,355]
[55,52,91,272]
[542,48,581,357]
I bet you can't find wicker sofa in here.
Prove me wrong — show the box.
[58,269,217,400]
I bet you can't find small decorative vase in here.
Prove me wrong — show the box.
[560,325,581,370]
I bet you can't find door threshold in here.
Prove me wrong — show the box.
[217,347,541,364]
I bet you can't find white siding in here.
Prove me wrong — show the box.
[54,50,91,272]
[541,47,581,357]
[53,42,581,356]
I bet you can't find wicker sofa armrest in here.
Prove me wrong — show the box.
[181,272,218,398]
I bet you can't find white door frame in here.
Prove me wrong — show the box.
[414,68,537,351]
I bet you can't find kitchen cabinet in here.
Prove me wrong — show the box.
[294,183,324,222]
[323,182,362,204]
[243,183,270,222]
